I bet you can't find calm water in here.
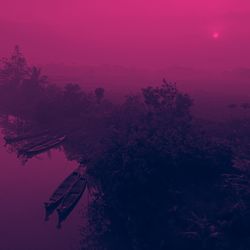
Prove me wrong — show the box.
[0,138,86,250]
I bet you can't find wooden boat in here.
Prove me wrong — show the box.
[57,175,87,228]
[44,169,80,220]
[4,130,50,144]
[18,135,59,154]
[22,135,66,158]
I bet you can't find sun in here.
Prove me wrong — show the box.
[212,32,220,39]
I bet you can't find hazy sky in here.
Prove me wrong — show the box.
[0,0,249,69]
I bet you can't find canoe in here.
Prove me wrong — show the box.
[44,169,80,220]
[4,130,50,144]
[23,136,66,158]
[18,135,60,154]
[57,175,87,227]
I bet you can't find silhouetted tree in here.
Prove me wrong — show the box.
[0,45,30,84]
[81,82,236,250]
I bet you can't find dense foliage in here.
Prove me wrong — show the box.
[1,47,250,250]
[81,83,236,250]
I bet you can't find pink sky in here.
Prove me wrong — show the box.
[0,0,250,69]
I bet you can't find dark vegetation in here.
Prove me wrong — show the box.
[1,47,250,250]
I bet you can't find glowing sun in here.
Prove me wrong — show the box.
[212,32,220,39]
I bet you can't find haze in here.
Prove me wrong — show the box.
[0,0,250,69]
[1,2,250,249]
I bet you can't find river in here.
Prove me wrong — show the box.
[0,138,86,250]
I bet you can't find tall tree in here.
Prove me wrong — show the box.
[0,45,30,85]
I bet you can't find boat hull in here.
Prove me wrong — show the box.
[57,176,87,227]
[44,170,80,220]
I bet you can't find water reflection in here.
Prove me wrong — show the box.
[0,137,83,250]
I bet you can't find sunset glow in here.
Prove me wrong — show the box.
[0,0,249,69]
[212,32,220,39]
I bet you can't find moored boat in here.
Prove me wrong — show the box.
[4,130,50,144]
[57,175,87,228]
[23,135,66,158]
[44,168,80,220]
[18,135,60,154]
